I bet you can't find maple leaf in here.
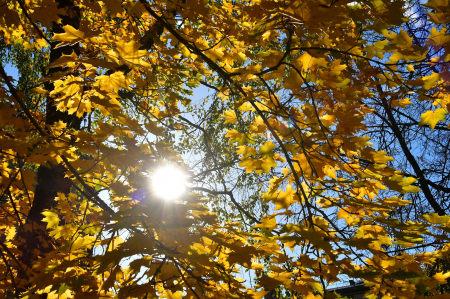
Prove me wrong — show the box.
[51,282,71,296]
[420,213,450,224]
[419,108,447,130]
[221,110,238,123]
[426,27,450,50]
[107,40,151,69]
[95,71,135,93]
[42,210,60,229]
[145,121,165,136]
[29,0,65,28]
[52,25,85,47]
[254,216,277,231]
[391,98,412,108]
[263,184,298,210]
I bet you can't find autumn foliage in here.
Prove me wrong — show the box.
[1,0,450,298]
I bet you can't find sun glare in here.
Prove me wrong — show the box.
[151,165,187,200]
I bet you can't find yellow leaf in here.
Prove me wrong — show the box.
[283,68,302,91]
[298,52,314,72]
[52,25,85,47]
[259,141,276,158]
[237,145,256,157]
[225,129,251,145]
[427,27,450,50]
[221,110,237,123]
[48,51,78,68]
[6,226,16,241]
[161,290,184,299]
[145,121,165,136]
[29,0,65,28]
[420,213,450,224]
[42,211,60,229]
[237,102,254,112]
[106,237,124,251]
[205,48,224,62]
[108,40,151,69]
[249,116,266,133]
[254,216,277,231]
[305,293,322,299]
[270,185,298,210]
[419,108,447,130]
[251,262,264,270]
[249,289,268,299]
[179,43,191,58]
[432,272,450,284]
[391,98,412,108]
[191,242,210,254]
[323,165,336,179]
[258,272,292,290]
[31,86,49,95]
[371,150,395,164]
[422,72,440,90]
[389,29,413,50]
[95,71,135,93]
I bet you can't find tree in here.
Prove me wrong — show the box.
[0,0,449,298]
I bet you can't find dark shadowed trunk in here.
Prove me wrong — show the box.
[17,0,83,281]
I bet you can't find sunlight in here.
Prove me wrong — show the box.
[151,165,187,200]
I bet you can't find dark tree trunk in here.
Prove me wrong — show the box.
[17,0,83,281]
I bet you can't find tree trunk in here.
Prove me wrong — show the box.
[17,0,82,282]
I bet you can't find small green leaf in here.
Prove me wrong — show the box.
[51,282,71,295]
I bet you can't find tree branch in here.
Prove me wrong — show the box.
[0,64,46,136]
[378,86,446,215]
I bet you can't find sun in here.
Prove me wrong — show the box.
[151,165,187,200]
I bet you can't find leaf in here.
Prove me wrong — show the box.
[42,210,60,229]
[225,129,251,145]
[95,71,135,93]
[391,98,412,108]
[259,141,276,158]
[371,150,395,164]
[29,0,65,28]
[4,1,450,297]
[258,272,292,290]
[422,72,440,90]
[432,272,450,284]
[48,51,78,68]
[420,213,450,224]
[237,145,256,157]
[102,0,124,16]
[108,40,151,69]
[221,110,237,123]
[249,290,268,299]
[161,290,184,299]
[418,108,447,130]
[52,25,85,47]
[145,121,165,136]
[179,43,191,58]
[427,27,450,50]
[254,216,277,231]
[263,184,298,210]
[51,282,71,296]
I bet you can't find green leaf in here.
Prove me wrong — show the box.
[51,282,71,296]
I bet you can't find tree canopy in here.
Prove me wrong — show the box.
[0,0,450,298]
